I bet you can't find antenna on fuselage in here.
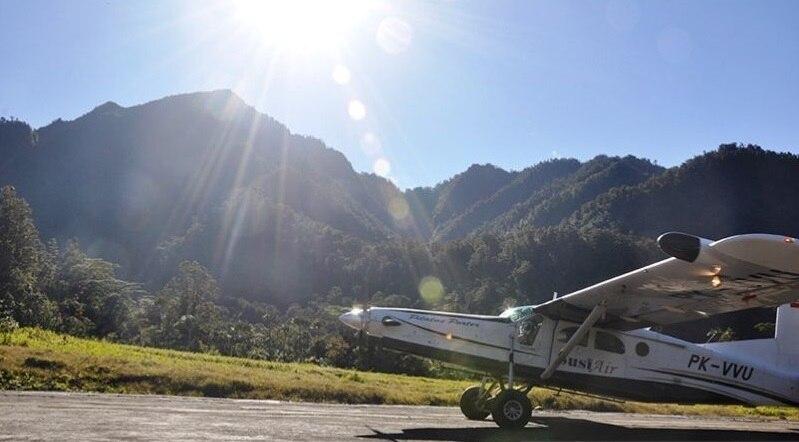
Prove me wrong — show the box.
[552,291,558,300]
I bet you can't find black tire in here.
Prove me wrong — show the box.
[491,389,532,429]
[459,386,490,420]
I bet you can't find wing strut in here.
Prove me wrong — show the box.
[540,301,607,380]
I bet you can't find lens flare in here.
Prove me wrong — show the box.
[360,132,382,156]
[388,196,409,220]
[373,158,391,176]
[419,276,445,304]
[348,99,366,120]
[332,64,351,85]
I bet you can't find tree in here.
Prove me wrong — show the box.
[0,186,57,327]
[0,117,36,149]
[48,239,142,338]
[148,261,226,351]
[706,327,737,343]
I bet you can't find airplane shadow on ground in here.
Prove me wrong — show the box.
[360,417,799,442]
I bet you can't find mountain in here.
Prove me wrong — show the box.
[2,92,798,316]
[424,158,582,240]
[568,145,799,239]
[487,155,664,231]
[0,91,406,280]
[430,164,517,225]
[428,155,664,240]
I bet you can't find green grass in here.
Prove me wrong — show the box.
[0,328,473,405]
[0,328,797,420]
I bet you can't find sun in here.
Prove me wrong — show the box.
[234,0,375,53]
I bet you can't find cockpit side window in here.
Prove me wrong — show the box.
[517,313,544,346]
[556,326,588,347]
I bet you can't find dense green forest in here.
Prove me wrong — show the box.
[1,92,796,374]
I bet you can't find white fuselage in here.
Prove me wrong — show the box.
[346,307,799,406]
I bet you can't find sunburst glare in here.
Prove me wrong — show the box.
[234,0,374,53]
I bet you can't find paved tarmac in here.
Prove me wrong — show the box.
[0,391,797,441]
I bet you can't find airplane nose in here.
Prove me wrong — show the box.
[339,309,364,330]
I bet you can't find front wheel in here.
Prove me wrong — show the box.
[491,390,531,429]
[459,386,490,420]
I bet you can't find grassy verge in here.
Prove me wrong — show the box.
[0,328,796,420]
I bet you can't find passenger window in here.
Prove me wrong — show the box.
[635,342,650,357]
[556,326,588,347]
[595,331,625,354]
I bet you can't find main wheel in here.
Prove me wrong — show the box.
[459,386,490,420]
[491,390,532,429]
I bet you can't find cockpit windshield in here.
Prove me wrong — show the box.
[499,305,536,322]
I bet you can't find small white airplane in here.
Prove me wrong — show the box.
[340,233,799,428]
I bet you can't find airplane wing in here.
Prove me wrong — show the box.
[534,233,799,331]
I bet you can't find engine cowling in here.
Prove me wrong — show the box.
[657,232,714,263]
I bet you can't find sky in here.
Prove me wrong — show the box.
[1,0,798,189]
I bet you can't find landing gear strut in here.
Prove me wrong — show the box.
[458,378,534,428]
[458,333,533,429]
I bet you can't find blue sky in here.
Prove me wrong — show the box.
[1,0,798,188]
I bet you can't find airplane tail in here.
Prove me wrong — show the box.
[775,303,799,370]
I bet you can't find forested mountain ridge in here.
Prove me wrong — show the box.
[568,145,799,239]
[1,92,797,318]
[0,92,403,279]
[432,155,665,240]
[423,158,582,240]
[429,163,518,226]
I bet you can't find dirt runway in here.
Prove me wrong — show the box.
[0,391,797,441]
